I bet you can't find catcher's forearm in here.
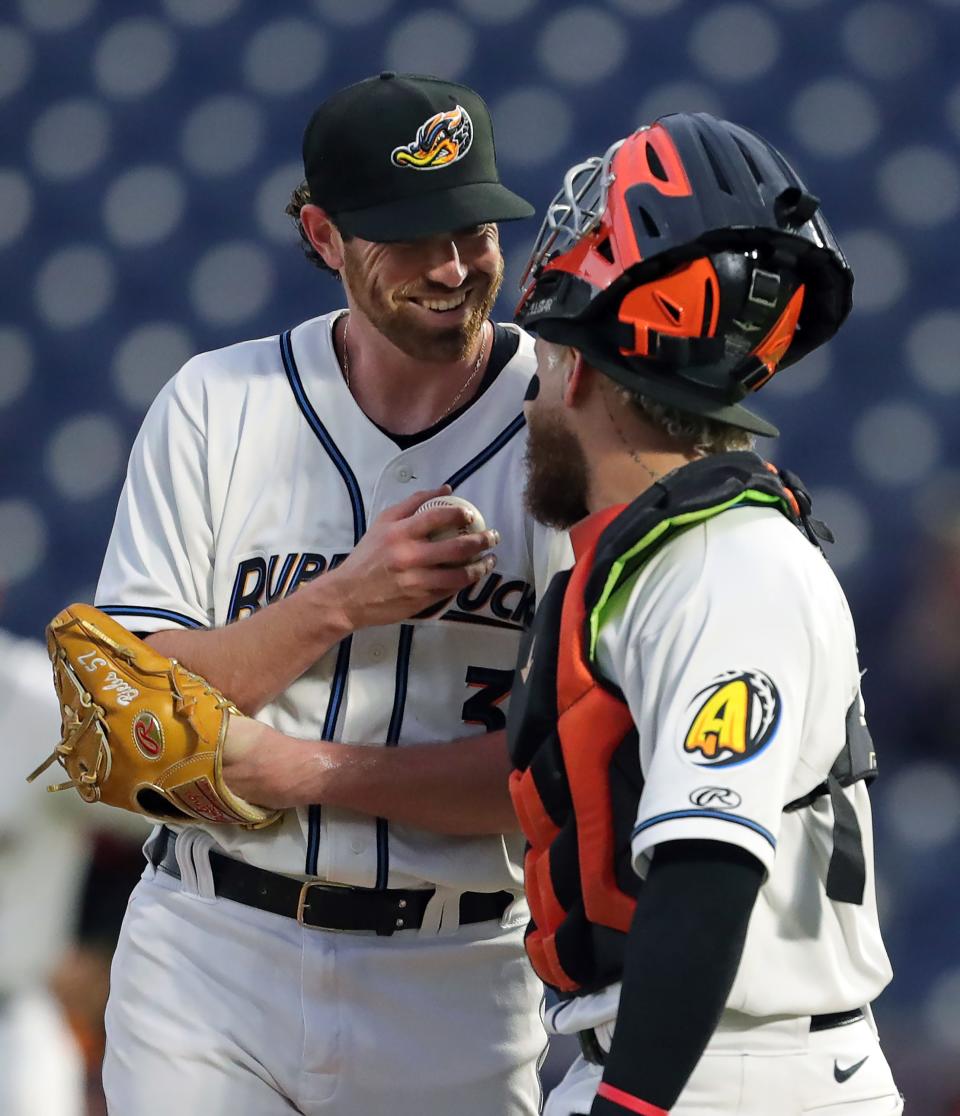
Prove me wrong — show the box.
[146,575,353,715]
[592,842,763,1114]
[225,725,519,835]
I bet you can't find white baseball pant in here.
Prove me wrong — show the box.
[545,1008,903,1115]
[103,846,546,1115]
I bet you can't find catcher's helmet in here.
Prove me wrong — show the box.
[515,112,853,435]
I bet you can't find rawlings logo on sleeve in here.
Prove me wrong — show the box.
[391,105,473,170]
[688,786,742,809]
[682,670,780,767]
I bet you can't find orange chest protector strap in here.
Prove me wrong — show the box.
[508,505,640,993]
[555,512,638,936]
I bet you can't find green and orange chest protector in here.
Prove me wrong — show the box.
[507,452,876,996]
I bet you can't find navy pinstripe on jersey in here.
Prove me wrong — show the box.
[280,328,366,876]
[281,329,366,543]
[280,328,532,883]
[445,414,525,490]
[376,623,415,890]
[370,415,532,888]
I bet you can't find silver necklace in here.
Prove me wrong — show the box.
[341,314,487,423]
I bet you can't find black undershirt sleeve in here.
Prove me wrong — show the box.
[590,839,765,1114]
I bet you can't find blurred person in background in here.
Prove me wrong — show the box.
[3,621,146,1115]
[886,513,960,760]
[1,623,85,1115]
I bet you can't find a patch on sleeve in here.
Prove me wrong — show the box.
[681,670,780,767]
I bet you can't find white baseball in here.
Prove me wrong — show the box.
[416,495,486,541]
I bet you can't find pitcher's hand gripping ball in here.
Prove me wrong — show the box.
[416,494,487,540]
[27,603,279,829]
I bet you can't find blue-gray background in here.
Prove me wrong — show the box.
[3,0,960,1110]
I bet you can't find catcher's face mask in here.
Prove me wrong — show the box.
[514,113,854,436]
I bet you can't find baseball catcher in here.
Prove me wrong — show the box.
[509,112,902,1114]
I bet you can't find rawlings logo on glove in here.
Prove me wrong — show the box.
[27,603,280,830]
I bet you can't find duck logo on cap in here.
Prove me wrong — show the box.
[391,105,474,170]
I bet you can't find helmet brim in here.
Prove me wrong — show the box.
[536,322,780,437]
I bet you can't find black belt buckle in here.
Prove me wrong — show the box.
[577,1027,607,1066]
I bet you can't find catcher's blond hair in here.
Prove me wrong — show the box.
[618,388,754,456]
[553,340,754,455]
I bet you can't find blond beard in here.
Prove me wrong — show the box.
[342,252,503,363]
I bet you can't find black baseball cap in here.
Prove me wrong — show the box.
[302,72,534,242]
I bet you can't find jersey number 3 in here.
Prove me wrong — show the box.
[461,666,513,731]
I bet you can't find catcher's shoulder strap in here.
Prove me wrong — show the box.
[582,450,827,663]
[784,692,878,904]
[507,507,642,996]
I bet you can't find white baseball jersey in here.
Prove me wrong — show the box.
[96,310,569,891]
[591,504,892,1020]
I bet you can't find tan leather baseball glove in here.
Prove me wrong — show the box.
[27,603,280,829]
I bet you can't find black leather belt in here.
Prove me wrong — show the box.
[149,827,512,936]
[809,1007,865,1032]
[578,1008,865,1065]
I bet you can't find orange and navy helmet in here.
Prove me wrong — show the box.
[515,112,853,436]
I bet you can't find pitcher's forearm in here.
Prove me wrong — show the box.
[224,724,520,835]
[146,575,353,715]
[311,731,520,834]
[145,492,500,714]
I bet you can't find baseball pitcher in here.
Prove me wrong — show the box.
[32,73,569,1115]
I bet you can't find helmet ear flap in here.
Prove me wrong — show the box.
[617,258,720,359]
[750,286,806,387]
[612,252,805,391]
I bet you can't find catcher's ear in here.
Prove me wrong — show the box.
[562,350,588,407]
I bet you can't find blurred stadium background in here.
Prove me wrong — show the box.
[2,0,960,1111]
